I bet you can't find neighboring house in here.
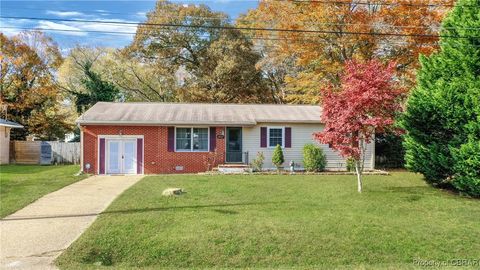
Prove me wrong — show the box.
[0,119,23,164]
[77,102,375,175]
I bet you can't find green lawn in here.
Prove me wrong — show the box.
[56,172,480,269]
[0,165,87,218]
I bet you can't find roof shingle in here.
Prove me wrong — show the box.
[77,102,322,125]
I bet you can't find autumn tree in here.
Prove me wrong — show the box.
[59,47,177,103]
[58,47,120,114]
[127,0,271,103]
[239,0,454,104]
[0,31,74,140]
[314,60,406,192]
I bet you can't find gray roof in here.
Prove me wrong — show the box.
[0,119,23,128]
[77,102,322,126]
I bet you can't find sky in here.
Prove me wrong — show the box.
[0,0,259,50]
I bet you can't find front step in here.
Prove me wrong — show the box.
[217,164,252,173]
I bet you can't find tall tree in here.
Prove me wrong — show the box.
[402,0,480,197]
[239,0,454,104]
[0,31,74,140]
[59,47,176,103]
[314,60,406,192]
[58,47,120,114]
[127,0,271,103]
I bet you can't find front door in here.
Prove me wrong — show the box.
[226,127,242,163]
[107,139,137,174]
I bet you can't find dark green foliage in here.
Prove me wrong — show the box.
[302,144,327,172]
[71,61,120,113]
[375,133,405,169]
[402,0,480,196]
[451,141,480,197]
[272,144,285,170]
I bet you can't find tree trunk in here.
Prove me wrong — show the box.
[355,161,363,193]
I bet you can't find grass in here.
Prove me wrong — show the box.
[56,172,480,269]
[0,165,87,218]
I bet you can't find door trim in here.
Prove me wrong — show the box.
[225,127,243,163]
[97,135,144,175]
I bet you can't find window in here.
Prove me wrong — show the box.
[268,127,284,147]
[175,127,209,151]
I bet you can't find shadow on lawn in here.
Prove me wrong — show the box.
[1,201,282,221]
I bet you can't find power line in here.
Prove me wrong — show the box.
[5,26,480,49]
[274,0,477,8]
[3,6,479,32]
[2,16,478,39]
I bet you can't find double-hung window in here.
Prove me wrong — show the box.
[268,127,284,148]
[175,127,209,152]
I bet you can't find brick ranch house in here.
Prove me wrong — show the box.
[78,102,375,175]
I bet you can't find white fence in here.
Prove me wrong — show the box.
[48,141,80,164]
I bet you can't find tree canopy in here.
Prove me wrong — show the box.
[239,0,453,103]
[0,31,74,140]
[127,0,271,103]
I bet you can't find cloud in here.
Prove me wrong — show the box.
[46,10,86,17]
[37,21,87,36]
[67,18,138,34]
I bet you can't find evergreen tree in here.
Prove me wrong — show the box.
[402,0,480,196]
[71,61,120,114]
[272,144,285,171]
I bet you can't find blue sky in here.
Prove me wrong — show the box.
[0,0,259,50]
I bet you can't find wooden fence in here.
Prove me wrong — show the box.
[10,141,80,165]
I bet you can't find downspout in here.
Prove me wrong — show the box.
[80,124,84,173]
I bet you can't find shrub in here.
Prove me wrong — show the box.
[250,152,265,172]
[302,144,327,172]
[271,144,284,171]
[346,157,356,172]
[451,141,480,197]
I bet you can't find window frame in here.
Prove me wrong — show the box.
[174,127,210,152]
[267,126,285,148]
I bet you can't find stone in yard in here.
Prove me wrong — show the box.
[162,188,185,196]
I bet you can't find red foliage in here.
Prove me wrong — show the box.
[314,60,406,160]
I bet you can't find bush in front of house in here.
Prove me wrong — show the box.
[451,141,480,197]
[272,144,284,171]
[302,144,327,172]
[251,152,265,172]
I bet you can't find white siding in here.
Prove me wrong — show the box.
[241,123,374,171]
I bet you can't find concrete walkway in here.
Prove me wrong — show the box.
[0,175,143,270]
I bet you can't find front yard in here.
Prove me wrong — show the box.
[56,172,480,269]
[0,165,87,218]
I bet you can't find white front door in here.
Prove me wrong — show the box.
[107,139,137,174]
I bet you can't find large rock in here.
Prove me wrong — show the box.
[162,188,185,196]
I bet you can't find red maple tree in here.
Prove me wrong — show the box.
[314,59,406,192]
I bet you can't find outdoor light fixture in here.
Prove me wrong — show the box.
[85,163,91,174]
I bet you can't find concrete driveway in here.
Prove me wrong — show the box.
[0,175,142,269]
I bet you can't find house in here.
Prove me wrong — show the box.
[0,119,23,164]
[77,102,375,175]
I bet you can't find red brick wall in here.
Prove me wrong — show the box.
[81,125,225,174]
